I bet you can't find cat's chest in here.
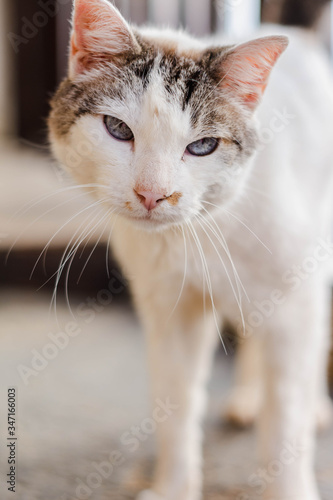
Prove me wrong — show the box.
[111,211,289,313]
[182,215,286,307]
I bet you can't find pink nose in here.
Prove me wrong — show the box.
[134,189,167,211]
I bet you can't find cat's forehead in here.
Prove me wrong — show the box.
[123,36,225,115]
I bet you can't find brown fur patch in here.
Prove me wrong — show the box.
[125,201,133,211]
[167,192,182,206]
[221,137,235,146]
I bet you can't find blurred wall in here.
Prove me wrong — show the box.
[2,0,332,145]
[0,0,15,137]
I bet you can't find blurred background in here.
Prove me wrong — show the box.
[1,1,333,499]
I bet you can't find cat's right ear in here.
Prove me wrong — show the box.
[69,0,140,77]
[207,36,288,112]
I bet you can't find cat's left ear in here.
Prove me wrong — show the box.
[213,36,288,112]
[70,0,140,77]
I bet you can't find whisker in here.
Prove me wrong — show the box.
[39,203,107,302]
[187,220,226,353]
[42,205,106,322]
[63,208,114,317]
[49,204,109,315]
[30,198,109,281]
[43,204,101,281]
[50,208,110,326]
[76,208,116,285]
[10,183,108,221]
[195,212,245,333]
[166,224,188,321]
[6,186,108,264]
[223,207,272,255]
[105,214,119,278]
[36,189,103,271]
[201,200,272,254]
[244,184,271,199]
[199,205,249,301]
[19,138,50,151]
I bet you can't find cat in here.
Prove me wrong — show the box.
[48,0,333,499]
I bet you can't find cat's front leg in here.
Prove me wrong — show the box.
[134,288,218,500]
[257,281,330,500]
[224,332,264,426]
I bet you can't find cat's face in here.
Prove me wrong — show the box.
[49,0,287,231]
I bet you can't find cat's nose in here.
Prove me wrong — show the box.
[134,189,167,211]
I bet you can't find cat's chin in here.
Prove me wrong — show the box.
[128,217,180,232]
[122,213,185,232]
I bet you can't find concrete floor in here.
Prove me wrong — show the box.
[1,289,333,500]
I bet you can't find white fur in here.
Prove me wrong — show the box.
[51,9,333,500]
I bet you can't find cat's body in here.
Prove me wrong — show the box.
[49,1,333,499]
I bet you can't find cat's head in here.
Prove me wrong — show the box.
[48,0,288,231]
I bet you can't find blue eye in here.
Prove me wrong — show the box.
[186,137,219,156]
[104,115,134,141]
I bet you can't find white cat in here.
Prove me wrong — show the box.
[48,1,333,499]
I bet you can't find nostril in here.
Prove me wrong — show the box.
[134,189,146,204]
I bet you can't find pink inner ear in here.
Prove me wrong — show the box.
[222,36,288,110]
[70,0,138,76]
[73,0,98,51]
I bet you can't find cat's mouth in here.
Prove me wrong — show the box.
[124,208,184,230]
